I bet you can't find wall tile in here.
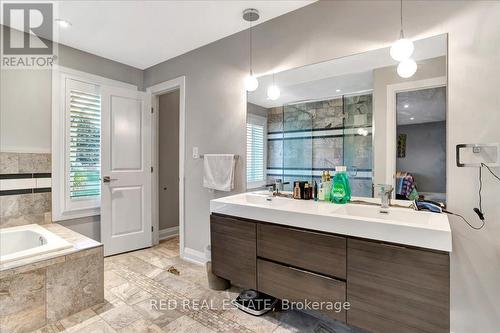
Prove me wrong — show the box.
[0,195,19,218]
[0,153,19,174]
[46,247,104,322]
[0,268,47,333]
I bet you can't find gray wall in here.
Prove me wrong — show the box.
[0,25,144,240]
[397,121,446,193]
[143,2,500,332]
[159,90,180,230]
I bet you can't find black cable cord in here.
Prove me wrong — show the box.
[443,209,485,230]
[444,163,500,230]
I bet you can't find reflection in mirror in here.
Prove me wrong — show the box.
[246,34,447,203]
[396,87,446,203]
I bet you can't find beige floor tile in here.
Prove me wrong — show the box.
[161,315,215,333]
[110,282,152,305]
[104,270,128,290]
[132,298,184,324]
[116,319,163,333]
[99,304,142,330]
[70,319,116,333]
[59,308,97,330]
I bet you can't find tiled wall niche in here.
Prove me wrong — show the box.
[0,152,52,228]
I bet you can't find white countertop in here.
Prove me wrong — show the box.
[210,192,452,252]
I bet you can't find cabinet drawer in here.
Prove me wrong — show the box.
[210,214,256,289]
[347,238,449,333]
[257,259,346,322]
[257,223,346,279]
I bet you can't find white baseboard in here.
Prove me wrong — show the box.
[181,247,206,266]
[159,226,179,241]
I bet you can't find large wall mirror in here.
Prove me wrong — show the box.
[246,34,447,204]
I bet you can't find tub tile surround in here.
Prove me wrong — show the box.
[0,224,104,333]
[27,237,363,333]
[0,152,52,228]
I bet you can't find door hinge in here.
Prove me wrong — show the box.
[151,226,154,232]
[150,166,154,173]
[151,107,154,114]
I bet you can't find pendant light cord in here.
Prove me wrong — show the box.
[400,0,404,38]
[249,22,253,74]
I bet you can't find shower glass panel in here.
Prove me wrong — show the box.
[282,102,314,191]
[343,94,374,197]
[269,94,373,196]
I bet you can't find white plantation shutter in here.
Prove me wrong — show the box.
[246,114,267,187]
[69,89,101,198]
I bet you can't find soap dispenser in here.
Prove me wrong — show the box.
[331,166,351,204]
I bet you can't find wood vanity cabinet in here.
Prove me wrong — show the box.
[210,214,256,289]
[347,238,450,333]
[210,213,450,333]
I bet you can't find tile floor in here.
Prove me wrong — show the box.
[31,237,362,333]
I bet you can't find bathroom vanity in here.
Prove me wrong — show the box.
[210,192,451,333]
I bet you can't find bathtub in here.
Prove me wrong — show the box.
[0,224,73,265]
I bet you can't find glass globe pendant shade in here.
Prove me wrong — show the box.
[245,74,259,91]
[397,59,418,78]
[267,84,280,100]
[390,38,414,61]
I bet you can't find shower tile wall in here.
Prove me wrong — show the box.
[0,152,52,228]
[267,94,373,197]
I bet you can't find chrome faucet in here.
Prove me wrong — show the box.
[265,179,290,198]
[377,184,394,213]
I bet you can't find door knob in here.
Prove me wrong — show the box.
[103,176,117,183]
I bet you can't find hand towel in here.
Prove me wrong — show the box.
[203,154,236,191]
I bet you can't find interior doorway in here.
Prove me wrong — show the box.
[148,77,186,258]
[158,90,180,239]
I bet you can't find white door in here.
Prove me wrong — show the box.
[100,86,152,256]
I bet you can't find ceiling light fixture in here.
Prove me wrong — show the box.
[397,58,418,78]
[390,0,414,61]
[336,89,341,93]
[404,104,409,108]
[410,117,415,120]
[243,9,259,92]
[267,73,280,101]
[55,19,72,28]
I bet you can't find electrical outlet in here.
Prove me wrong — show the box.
[193,147,199,159]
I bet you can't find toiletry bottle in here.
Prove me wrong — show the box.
[313,181,318,201]
[331,166,351,204]
[293,182,301,199]
[318,172,325,201]
[303,183,310,200]
[324,171,331,202]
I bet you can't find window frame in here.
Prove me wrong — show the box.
[52,66,137,221]
[246,113,267,190]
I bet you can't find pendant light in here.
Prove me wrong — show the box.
[390,0,414,62]
[267,73,280,100]
[397,58,417,78]
[243,9,259,92]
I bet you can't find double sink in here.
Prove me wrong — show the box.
[210,191,452,252]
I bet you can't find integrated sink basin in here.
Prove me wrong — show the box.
[210,192,452,252]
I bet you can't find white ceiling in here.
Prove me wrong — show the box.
[248,34,447,108]
[1,1,314,69]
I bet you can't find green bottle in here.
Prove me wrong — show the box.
[331,166,351,204]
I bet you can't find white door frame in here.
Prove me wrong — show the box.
[385,76,447,193]
[146,76,186,257]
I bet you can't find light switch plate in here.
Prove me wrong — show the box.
[192,147,199,159]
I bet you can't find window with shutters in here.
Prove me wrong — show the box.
[69,88,101,199]
[53,69,138,221]
[246,114,267,189]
